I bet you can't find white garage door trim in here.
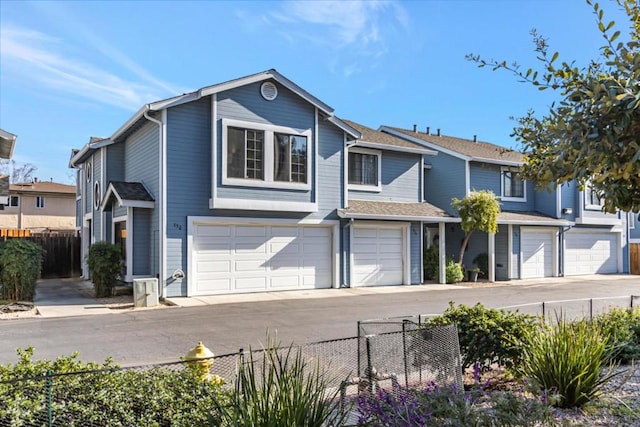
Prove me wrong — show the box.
[186,216,339,296]
[564,229,621,275]
[350,221,410,287]
[520,227,558,279]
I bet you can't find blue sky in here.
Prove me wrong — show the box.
[0,0,629,184]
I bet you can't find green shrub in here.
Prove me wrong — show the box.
[517,317,619,408]
[593,307,640,363]
[0,239,43,301]
[434,258,464,283]
[423,302,538,371]
[0,347,226,426]
[423,244,439,280]
[211,337,350,427]
[86,242,121,298]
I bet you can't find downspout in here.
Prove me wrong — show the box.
[342,217,354,287]
[143,108,166,299]
[558,225,573,277]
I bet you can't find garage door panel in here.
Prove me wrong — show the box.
[193,223,332,295]
[565,232,617,275]
[521,230,553,279]
[353,227,404,286]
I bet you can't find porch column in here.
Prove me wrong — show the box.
[439,222,446,284]
[488,232,496,282]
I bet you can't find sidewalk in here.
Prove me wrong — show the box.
[19,274,640,319]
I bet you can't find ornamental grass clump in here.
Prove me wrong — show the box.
[517,316,619,408]
[211,337,350,427]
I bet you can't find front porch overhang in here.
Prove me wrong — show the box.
[100,181,155,211]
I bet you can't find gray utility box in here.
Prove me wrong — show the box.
[133,278,159,308]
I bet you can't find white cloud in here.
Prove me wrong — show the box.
[0,25,179,110]
[268,1,409,76]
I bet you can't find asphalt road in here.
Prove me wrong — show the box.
[1,276,639,366]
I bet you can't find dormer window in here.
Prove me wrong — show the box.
[348,147,381,192]
[501,167,525,201]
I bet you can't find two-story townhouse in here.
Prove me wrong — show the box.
[70,70,456,298]
[380,126,627,281]
[0,180,76,233]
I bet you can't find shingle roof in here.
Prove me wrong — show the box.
[110,181,154,202]
[339,200,456,221]
[383,126,524,163]
[498,211,573,226]
[342,120,433,153]
[11,182,76,194]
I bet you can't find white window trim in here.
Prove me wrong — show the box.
[629,212,636,229]
[584,186,605,211]
[221,118,312,191]
[36,196,45,209]
[93,180,101,210]
[348,147,382,192]
[500,167,526,202]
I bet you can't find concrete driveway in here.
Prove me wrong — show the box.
[0,275,638,366]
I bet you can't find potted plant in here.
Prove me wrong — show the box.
[468,267,482,282]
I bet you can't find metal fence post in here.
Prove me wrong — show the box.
[46,370,53,427]
[589,298,594,320]
[365,335,374,394]
[402,320,410,387]
[357,321,362,377]
[542,301,545,322]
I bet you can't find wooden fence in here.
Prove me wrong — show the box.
[631,243,640,275]
[2,235,81,278]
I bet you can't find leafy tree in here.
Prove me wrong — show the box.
[467,0,640,214]
[451,191,500,267]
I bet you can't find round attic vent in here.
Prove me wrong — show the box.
[260,81,278,101]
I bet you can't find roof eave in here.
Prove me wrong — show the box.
[498,219,574,226]
[356,141,437,155]
[471,157,523,167]
[329,117,361,139]
[378,126,472,161]
[0,129,17,160]
[338,210,459,222]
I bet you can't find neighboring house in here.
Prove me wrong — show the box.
[380,126,628,280]
[69,70,456,298]
[0,179,77,233]
[0,128,18,206]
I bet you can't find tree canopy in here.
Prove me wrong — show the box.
[467,0,640,214]
[452,190,500,266]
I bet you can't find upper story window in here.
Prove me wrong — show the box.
[630,212,636,229]
[348,147,381,192]
[501,168,525,201]
[585,184,604,210]
[9,196,19,207]
[36,196,45,209]
[222,119,311,190]
[86,162,92,183]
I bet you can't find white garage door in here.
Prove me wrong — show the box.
[352,227,404,286]
[192,224,332,295]
[565,231,617,275]
[521,229,554,278]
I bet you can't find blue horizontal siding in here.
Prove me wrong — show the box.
[349,151,421,203]
[425,153,466,215]
[469,162,534,211]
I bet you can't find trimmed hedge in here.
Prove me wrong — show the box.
[86,242,121,298]
[0,239,43,301]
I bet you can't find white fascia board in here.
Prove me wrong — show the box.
[189,216,338,226]
[471,157,523,167]
[574,217,622,225]
[328,117,361,138]
[149,92,200,110]
[111,105,150,142]
[337,211,460,223]
[379,127,473,161]
[498,219,574,226]
[356,141,437,155]
[0,128,17,141]
[199,69,335,115]
[121,200,155,209]
[99,183,121,211]
[210,197,318,212]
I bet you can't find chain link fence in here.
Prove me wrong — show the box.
[1,294,636,426]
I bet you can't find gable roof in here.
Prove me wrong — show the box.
[380,126,523,166]
[100,181,155,210]
[70,69,361,168]
[498,210,573,226]
[342,120,437,155]
[11,181,76,195]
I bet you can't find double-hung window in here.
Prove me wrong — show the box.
[222,119,311,190]
[36,196,45,209]
[348,148,381,191]
[501,168,525,201]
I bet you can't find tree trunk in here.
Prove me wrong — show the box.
[458,231,473,267]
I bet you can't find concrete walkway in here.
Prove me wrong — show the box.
[34,278,113,317]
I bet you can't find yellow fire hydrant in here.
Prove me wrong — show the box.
[185,341,214,381]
